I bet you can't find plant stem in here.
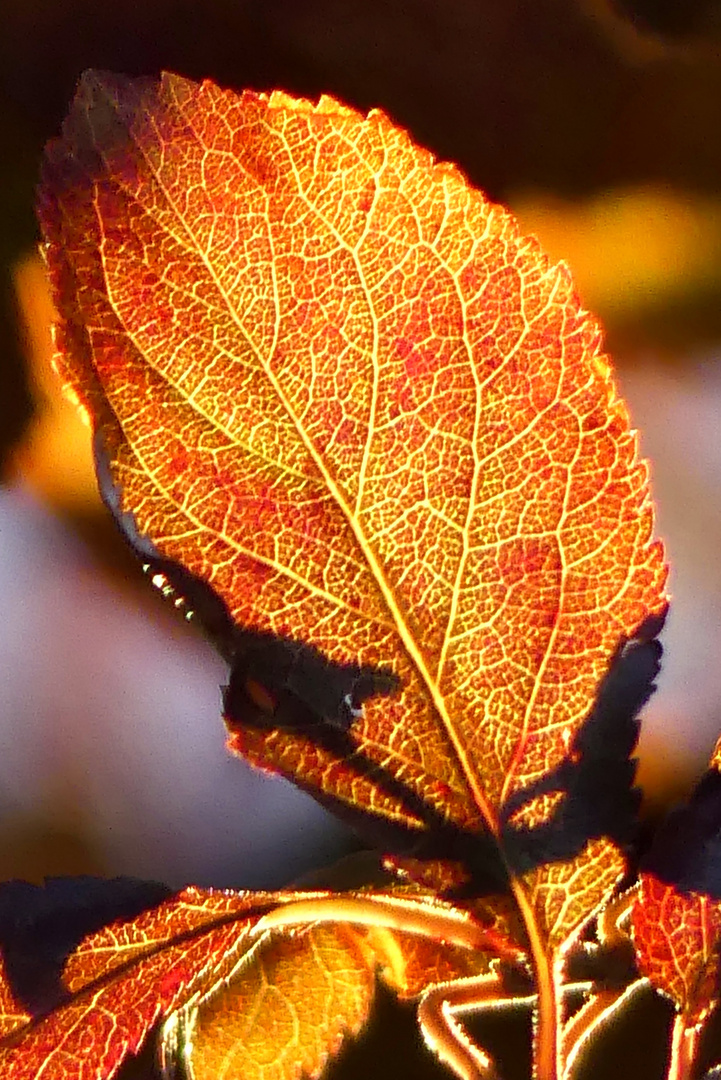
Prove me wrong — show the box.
[559,979,649,1079]
[418,974,511,1080]
[510,882,557,1080]
[667,1013,702,1080]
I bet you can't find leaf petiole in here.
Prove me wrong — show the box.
[666,1013,704,1080]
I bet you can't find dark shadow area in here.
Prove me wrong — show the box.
[0,876,171,1015]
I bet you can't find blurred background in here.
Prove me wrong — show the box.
[1,0,721,898]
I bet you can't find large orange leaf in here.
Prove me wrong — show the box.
[38,69,665,835]
[37,70,667,1077]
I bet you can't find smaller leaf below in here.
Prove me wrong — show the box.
[632,738,721,1023]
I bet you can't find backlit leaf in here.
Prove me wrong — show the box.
[369,917,503,1001]
[632,742,721,1024]
[166,923,376,1080]
[39,67,665,841]
[0,887,273,1080]
[632,872,721,1023]
[630,740,721,1080]
[0,883,505,1080]
[37,70,668,1076]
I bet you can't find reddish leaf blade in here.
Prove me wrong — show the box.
[370,922,499,1000]
[632,872,721,1024]
[60,886,277,992]
[632,745,721,1028]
